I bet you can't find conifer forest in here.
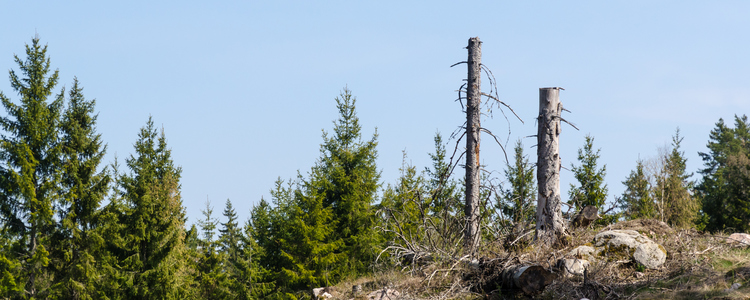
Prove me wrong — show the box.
[1,36,750,300]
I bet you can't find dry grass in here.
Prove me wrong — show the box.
[340,220,750,300]
[536,223,750,300]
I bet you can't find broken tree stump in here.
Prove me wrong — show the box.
[474,259,557,296]
[502,265,556,295]
[572,205,599,228]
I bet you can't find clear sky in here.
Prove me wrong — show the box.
[1,1,748,225]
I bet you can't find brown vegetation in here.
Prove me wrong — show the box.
[344,220,750,300]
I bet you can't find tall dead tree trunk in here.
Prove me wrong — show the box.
[464,37,482,253]
[536,87,568,246]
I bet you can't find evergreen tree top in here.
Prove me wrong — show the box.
[331,87,362,150]
[569,134,608,211]
[9,38,60,104]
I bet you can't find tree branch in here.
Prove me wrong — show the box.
[481,92,523,124]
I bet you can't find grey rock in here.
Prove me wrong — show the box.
[726,233,750,247]
[312,287,333,300]
[558,258,590,277]
[366,288,400,300]
[569,245,597,260]
[633,242,667,269]
[594,230,666,269]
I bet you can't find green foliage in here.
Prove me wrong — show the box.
[307,88,381,275]
[114,117,190,299]
[620,159,656,220]
[250,179,341,296]
[49,77,111,300]
[379,133,464,259]
[569,135,615,224]
[697,116,750,232]
[218,199,250,299]
[379,153,426,244]
[0,37,65,299]
[658,129,697,228]
[0,250,21,296]
[195,200,233,299]
[497,140,536,226]
[246,89,381,295]
[423,133,464,245]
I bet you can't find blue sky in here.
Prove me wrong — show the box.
[1,1,749,225]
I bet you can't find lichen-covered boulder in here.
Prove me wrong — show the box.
[633,242,667,269]
[594,230,666,269]
[726,233,750,247]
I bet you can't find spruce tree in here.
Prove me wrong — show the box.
[658,129,697,228]
[423,133,463,243]
[218,199,240,262]
[248,198,280,298]
[196,200,231,299]
[569,135,610,223]
[117,117,189,299]
[94,157,131,298]
[50,78,110,299]
[620,159,655,220]
[697,115,750,232]
[281,178,342,290]
[307,88,380,275]
[0,37,65,298]
[379,153,425,244]
[497,140,536,226]
[218,199,250,298]
[251,178,339,296]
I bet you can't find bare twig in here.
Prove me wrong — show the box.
[480,92,523,124]
[479,127,509,164]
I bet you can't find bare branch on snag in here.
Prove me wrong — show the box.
[450,61,468,68]
[455,83,467,111]
[559,117,579,131]
[480,64,497,98]
[450,152,467,180]
[448,130,467,178]
[450,122,467,141]
[480,127,509,164]
[481,92,523,124]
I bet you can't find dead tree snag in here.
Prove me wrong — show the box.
[536,87,568,246]
[464,37,482,253]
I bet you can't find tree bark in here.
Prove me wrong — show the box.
[536,87,568,246]
[465,37,482,254]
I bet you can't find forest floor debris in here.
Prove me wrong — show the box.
[332,219,750,300]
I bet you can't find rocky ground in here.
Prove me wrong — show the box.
[313,219,750,300]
